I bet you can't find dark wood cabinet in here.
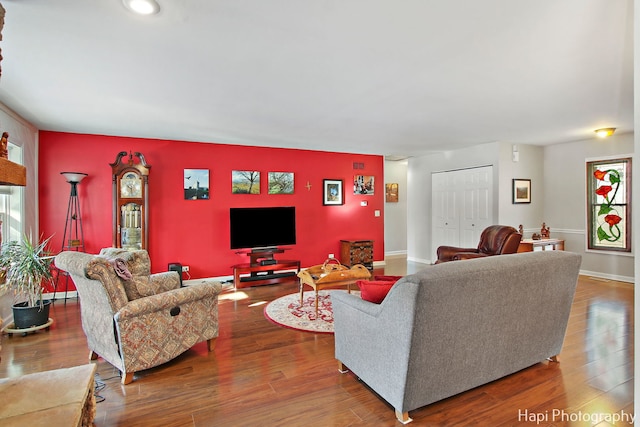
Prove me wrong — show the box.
[340,240,373,270]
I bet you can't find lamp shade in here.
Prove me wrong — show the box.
[61,172,88,183]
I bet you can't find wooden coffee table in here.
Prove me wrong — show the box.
[297,263,371,315]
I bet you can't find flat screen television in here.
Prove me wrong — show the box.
[230,206,296,250]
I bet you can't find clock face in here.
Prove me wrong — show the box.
[121,172,142,198]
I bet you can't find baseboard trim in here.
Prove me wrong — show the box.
[407,256,432,265]
[579,270,634,284]
[43,291,78,301]
[384,251,407,259]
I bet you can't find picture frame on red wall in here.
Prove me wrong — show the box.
[323,179,343,205]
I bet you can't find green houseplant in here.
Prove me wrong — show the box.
[0,234,55,329]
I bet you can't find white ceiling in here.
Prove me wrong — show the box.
[0,0,633,158]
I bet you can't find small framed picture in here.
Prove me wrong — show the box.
[512,179,531,204]
[354,175,375,195]
[323,179,344,205]
[268,172,294,194]
[184,169,210,200]
[232,170,260,194]
[385,183,399,202]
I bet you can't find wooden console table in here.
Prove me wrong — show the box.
[518,238,565,252]
[232,249,300,288]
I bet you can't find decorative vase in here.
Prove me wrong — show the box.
[12,300,51,329]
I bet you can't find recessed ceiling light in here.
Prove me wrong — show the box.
[594,127,616,138]
[122,0,160,15]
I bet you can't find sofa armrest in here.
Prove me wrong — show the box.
[333,281,421,412]
[331,291,384,317]
[115,282,222,320]
[150,271,181,293]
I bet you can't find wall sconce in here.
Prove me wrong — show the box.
[594,128,616,138]
[122,0,160,15]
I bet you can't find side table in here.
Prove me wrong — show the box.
[518,238,565,252]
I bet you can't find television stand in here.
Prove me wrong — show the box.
[232,249,300,288]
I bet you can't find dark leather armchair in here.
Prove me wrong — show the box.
[435,225,522,263]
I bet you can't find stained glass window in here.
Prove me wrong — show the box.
[586,158,631,252]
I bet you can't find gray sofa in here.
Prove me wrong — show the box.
[332,251,581,424]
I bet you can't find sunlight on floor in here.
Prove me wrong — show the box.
[218,291,249,301]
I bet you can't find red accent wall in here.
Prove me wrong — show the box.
[39,131,384,287]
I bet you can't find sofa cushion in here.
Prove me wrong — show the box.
[356,279,398,304]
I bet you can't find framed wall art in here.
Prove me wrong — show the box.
[232,170,260,194]
[184,169,210,200]
[323,179,344,205]
[385,183,398,202]
[512,179,531,204]
[354,175,374,195]
[268,172,294,194]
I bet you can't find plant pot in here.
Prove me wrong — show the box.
[12,299,52,329]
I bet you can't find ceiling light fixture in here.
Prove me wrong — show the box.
[122,0,160,15]
[594,128,616,138]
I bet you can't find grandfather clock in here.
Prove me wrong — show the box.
[111,151,151,250]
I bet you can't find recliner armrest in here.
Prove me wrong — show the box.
[436,246,479,262]
[115,282,223,320]
[150,271,181,293]
[452,252,490,261]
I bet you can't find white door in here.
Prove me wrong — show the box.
[432,171,459,250]
[432,166,494,260]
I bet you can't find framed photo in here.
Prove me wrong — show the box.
[232,170,260,194]
[268,172,294,194]
[385,183,399,202]
[184,169,209,200]
[354,175,375,195]
[323,179,344,205]
[512,179,531,204]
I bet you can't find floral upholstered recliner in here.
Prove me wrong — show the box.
[55,248,223,385]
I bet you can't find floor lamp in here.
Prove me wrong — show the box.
[54,171,88,301]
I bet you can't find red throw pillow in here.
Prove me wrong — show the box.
[373,275,403,282]
[356,280,396,304]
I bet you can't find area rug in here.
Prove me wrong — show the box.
[264,290,359,334]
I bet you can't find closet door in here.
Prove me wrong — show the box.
[459,167,492,248]
[432,171,459,250]
[431,166,493,260]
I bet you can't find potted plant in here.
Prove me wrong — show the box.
[0,234,55,330]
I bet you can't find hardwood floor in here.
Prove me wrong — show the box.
[0,259,634,426]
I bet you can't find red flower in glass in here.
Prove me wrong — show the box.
[593,170,607,180]
[595,185,612,197]
[604,214,622,226]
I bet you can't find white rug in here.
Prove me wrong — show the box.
[264,290,358,334]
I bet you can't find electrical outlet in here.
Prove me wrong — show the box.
[182,266,190,272]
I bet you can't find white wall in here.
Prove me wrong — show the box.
[383,159,407,256]
[0,102,38,328]
[543,132,634,282]
[497,142,545,232]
